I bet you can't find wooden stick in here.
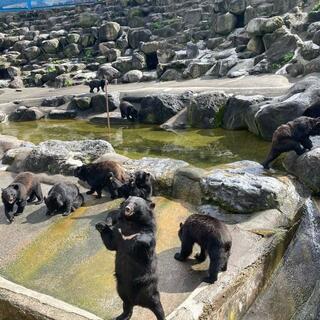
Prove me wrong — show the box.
[105,80,111,132]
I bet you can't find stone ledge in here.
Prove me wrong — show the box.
[0,276,102,320]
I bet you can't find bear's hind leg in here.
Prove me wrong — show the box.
[27,192,36,203]
[203,246,220,284]
[262,149,281,169]
[148,294,165,320]
[195,246,207,262]
[116,301,133,320]
[34,184,44,205]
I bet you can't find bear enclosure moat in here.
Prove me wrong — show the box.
[0,120,270,169]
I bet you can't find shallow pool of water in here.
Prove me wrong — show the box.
[0,120,270,169]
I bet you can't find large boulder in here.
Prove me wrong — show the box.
[24,140,115,175]
[79,12,100,28]
[246,16,284,36]
[201,161,303,215]
[0,135,33,159]
[98,22,121,42]
[187,92,229,129]
[8,107,44,122]
[24,46,41,60]
[139,94,185,124]
[123,157,189,195]
[283,148,320,193]
[90,94,118,113]
[222,95,267,130]
[122,70,143,83]
[63,43,80,58]
[112,57,133,74]
[128,28,152,49]
[41,39,60,54]
[214,13,237,35]
[96,64,121,81]
[8,77,24,89]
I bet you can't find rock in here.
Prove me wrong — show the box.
[105,48,121,62]
[94,153,130,164]
[246,16,284,36]
[128,28,152,49]
[304,57,320,75]
[128,53,144,71]
[283,148,320,193]
[142,70,158,81]
[0,112,5,122]
[0,135,33,159]
[286,63,304,77]
[214,13,237,35]
[229,0,246,14]
[247,36,264,54]
[160,108,188,131]
[222,95,267,130]
[73,96,91,110]
[63,43,80,58]
[41,38,60,54]
[3,146,33,172]
[13,40,31,52]
[201,160,302,214]
[48,109,77,119]
[207,37,224,50]
[79,12,100,28]
[24,46,41,60]
[312,30,320,46]
[187,92,229,129]
[99,22,121,42]
[140,41,164,54]
[160,69,182,81]
[301,41,320,61]
[24,140,115,175]
[123,157,189,195]
[139,94,185,124]
[227,58,255,77]
[41,96,72,108]
[49,30,67,38]
[122,70,143,83]
[116,32,128,50]
[67,33,81,44]
[54,74,73,88]
[112,57,133,73]
[186,42,199,59]
[263,27,298,63]
[157,48,176,64]
[8,106,44,122]
[8,77,24,89]
[183,61,213,79]
[96,65,121,81]
[207,55,238,77]
[89,111,128,125]
[90,94,118,113]
[7,66,21,78]
[81,34,96,47]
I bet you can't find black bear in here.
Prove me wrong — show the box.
[74,161,127,199]
[44,182,84,216]
[96,196,165,320]
[120,100,138,122]
[303,101,320,118]
[113,171,153,200]
[1,172,43,223]
[262,116,320,169]
[174,214,232,284]
[87,79,106,93]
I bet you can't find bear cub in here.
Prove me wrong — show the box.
[120,100,138,122]
[45,183,84,216]
[1,172,43,223]
[87,79,106,93]
[175,214,232,284]
[262,116,320,169]
[96,196,165,320]
[74,161,127,199]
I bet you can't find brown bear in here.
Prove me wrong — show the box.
[1,172,43,223]
[174,214,232,284]
[262,116,320,169]
[96,196,165,320]
[74,161,127,199]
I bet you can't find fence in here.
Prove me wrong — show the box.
[0,0,97,11]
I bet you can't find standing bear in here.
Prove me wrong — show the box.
[96,196,165,320]
[87,79,106,93]
[1,172,43,223]
[120,100,138,122]
[44,182,84,217]
[174,214,232,284]
[74,161,127,199]
[262,116,320,169]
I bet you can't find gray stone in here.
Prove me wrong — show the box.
[122,70,143,83]
[7,66,21,78]
[187,92,228,129]
[140,41,164,54]
[207,37,224,50]
[79,12,100,28]
[98,22,121,42]
[160,69,182,81]
[90,94,118,113]
[48,109,77,120]
[112,57,133,74]
[123,157,189,196]
[128,28,152,49]
[139,93,185,124]
[24,46,41,60]
[73,96,91,110]
[229,0,246,14]
[0,135,33,159]
[96,64,121,81]
[41,38,60,54]
[132,52,146,70]
[104,48,121,62]
[246,16,284,36]
[67,33,81,44]
[63,43,80,58]
[247,36,264,54]
[201,161,302,214]
[186,42,199,59]
[214,13,237,35]
[227,58,255,78]
[24,140,115,175]
[8,107,44,122]
[183,61,213,79]
[8,77,24,89]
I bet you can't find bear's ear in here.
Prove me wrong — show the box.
[180,222,184,228]
[149,202,156,210]
[146,172,151,177]
[13,185,20,190]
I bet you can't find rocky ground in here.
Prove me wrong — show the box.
[0,0,318,89]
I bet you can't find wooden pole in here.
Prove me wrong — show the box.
[105,80,111,133]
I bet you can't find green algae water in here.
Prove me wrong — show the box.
[0,119,269,168]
